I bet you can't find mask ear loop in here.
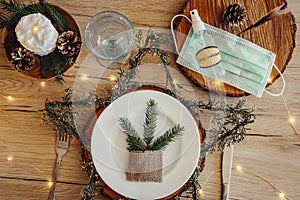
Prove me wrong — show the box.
[171,15,285,97]
[171,14,192,55]
[264,64,286,96]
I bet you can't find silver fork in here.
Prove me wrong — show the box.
[49,133,70,200]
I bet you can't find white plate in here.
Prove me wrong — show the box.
[91,90,200,199]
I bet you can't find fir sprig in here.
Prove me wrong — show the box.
[1,2,45,31]
[0,0,68,31]
[0,0,25,13]
[41,1,68,30]
[40,50,69,84]
[43,88,112,142]
[151,124,184,151]
[119,117,145,151]
[0,13,10,30]
[143,99,158,147]
[119,99,184,151]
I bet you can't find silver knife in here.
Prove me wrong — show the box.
[222,145,234,200]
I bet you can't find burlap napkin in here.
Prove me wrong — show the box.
[126,150,163,183]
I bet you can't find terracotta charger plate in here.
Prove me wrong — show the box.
[175,0,296,96]
[3,4,81,80]
[82,85,206,199]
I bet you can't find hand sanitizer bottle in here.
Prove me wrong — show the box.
[190,9,222,69]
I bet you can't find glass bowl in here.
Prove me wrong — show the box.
[84,10,135,61]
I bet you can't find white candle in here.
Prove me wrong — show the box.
[15,13,59,56]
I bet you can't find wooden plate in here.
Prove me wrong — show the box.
[81,85,206,199]
[175,0,296,96]
[3,4,81,80]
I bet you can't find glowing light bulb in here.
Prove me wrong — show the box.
[41,82,46,87]
[279,192,285,199]
[268,77,272,84]
[7,156,13,161]
[48,181,53,187]
[288,117,295,124]
[110,75,116,81]
[197,188,203,196]
[7,96,14,101]
[214,80,222,86]
[32,25,40,33]
[236,165,242,172]
[81,74,88,81]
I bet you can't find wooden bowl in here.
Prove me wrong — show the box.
[3,4,81,80]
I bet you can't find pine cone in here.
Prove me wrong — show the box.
[222,3,247,28]
[10,47,35,72]
[57,31,81,56]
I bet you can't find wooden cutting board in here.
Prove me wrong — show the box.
[175,0,296,96]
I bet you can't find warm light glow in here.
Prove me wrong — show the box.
[48,181,53,187]
[7,96,14,101]
[7,156,13,161]
[197,188,203,196]
[236,165,242,172]
[110,75,116,81]
[31,25,40,33]
[81,74,88,81]
[41,82,46,87]
[268,77,273,84]
[288,117,295,124]
[214,80,222,85]
[279,192,285,198]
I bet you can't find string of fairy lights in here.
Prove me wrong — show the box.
[3,155,54,188]
[1,72,298,198]
[2,155,291,199]
[197,166,290,200]
[2,138,78,189]
[1,74,298,135]
[0,81,46,101]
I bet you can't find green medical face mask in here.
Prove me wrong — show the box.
[172,10,285,98]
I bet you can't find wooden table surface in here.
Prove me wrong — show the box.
[0,0,299,199]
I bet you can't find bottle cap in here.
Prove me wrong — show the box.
[190,9,205,33]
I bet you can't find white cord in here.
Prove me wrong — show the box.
[264,64,286,96]
[170,14,192,55]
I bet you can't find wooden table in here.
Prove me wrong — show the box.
[0,0,299,199]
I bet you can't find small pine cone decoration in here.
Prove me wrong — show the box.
[57,31,81,56]
[222,3,247,28]
[10,47,35,72]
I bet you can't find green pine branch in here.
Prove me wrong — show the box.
[0,0,68,31]
[118,117,145,151]
[41,1,68,30]
[4,2,45,30]
[119,99,184,151]
[151,124,184,151]
[143,99,158,147]
[0,0,25,13]
[40,50,68,80]
[0,13,10,30]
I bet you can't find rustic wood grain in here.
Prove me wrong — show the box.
[0,0,299,200]
[0,178,85,200]
[175,0,296,96]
